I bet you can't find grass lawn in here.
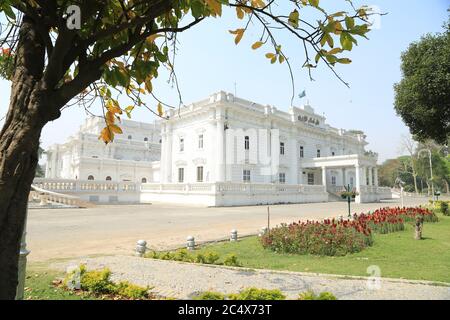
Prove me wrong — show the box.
[24,264,96,300]
[195,213,450,283]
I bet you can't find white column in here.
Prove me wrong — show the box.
[361,166,367,186]
[322,167,327,188]
[374,167,379,186]
[342,168,346,186]
[290,137,298,184]
[160,127,167,183]
[368,166,373,186]
[216,118,225,182]
[355,164,361,203]
[355,165,361,193]
[165,125,173,183]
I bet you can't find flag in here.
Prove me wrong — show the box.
[299,90,306,99]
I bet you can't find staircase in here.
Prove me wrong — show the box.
[326,185,348,202]
[29,185,95,209]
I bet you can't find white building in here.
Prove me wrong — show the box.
[43,91,391,206]
[45,117,161,183]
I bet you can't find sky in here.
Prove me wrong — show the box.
[0,0,448,162]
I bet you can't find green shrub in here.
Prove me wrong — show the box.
[160,251,176,260]
[145,251,160,259]
[146,249,231,266]
[228,287,286,300]
[64,265,152,299]
[79,268,116,294]
[223,254,241,267]
[298,290,337,300]
[435,201,449,216]
[173,249,193,262]
[193,291,226,300]
[116,281,150,299]
[205,252,220,264]
[195,252,206,264]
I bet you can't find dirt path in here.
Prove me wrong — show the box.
[51,255,450,300]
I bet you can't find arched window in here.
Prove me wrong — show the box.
[128,135,132,140]
[244,136,250,150]
[141,178,147,183]
[144,137,148,142]
[87,175,94,180]
[106,176,112,181]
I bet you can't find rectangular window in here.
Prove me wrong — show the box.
[243,169,251,182]
[300,146,304,158]
[178,168,184,183]
[179,138,184,152]
[331,176,336,186]
[198,134,203,149]
[197,166,204,182]
[317,149,321,158]
[244,136,250,150]
[307,173,314,185]
[280,142,285,155]
[279,173,286,184]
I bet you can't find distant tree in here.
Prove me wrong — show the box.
[416,141,450,195]
[394,18,450,144]
[378,158,401,187]
[399,135,419,194]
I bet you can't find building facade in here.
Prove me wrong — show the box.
[45,117,161,183]
[44,92,391,205]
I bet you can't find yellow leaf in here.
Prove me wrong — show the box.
[106,100,122,114]
[251,41,264,50]
[105,111,115,125]
[99,127,113,144]
[146,34,163,44]
[236,6,244,19]
[265,53,276,59]
[145,79,153,93]
[205,0,222,16]
[157,102,163,117]
[229,28,245,45]
[109,124,123,134]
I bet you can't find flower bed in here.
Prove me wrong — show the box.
[261,206,438,256]
[260,219,373,256]
[365,207,439,224]
[355,211,404,234]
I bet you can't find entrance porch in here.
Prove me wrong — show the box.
[301,154,390,203]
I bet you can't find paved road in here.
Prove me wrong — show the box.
[27,197,429,262]
[52,256,450,300]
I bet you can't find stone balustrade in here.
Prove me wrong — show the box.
[33,178,138,193]
[30,185,94,208]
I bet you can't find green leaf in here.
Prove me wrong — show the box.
[309,0,320,8]
[288,10,299,28]
[2,5,16,20]
[345,17,355,29]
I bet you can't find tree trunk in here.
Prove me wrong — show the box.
[0,107,44,300]
[412,173,419,195]
[0,16,52,300]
